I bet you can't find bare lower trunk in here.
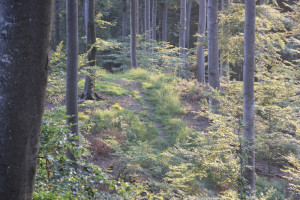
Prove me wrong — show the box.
[0,1,53,199]
[242,1,256,198]
[208,0,220,89]
[136,0,140,34]
[151,0,157,41]
[122,0,127,41]
[186,0,192,49]
[208,0,220,112]
[144,0,150,42]
[196,0,206,83]
[82,0,96,100]
[55,0,60,46]
[179,0,186,56]
[162,1,168,42]
[130,0,137,68]
[66,0,79,156]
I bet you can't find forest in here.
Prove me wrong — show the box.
[0,0,299,199]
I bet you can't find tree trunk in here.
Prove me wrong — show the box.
[0,1,53,199]
[179,0,186,56]
[151,0,157,41]
[208,0,220,112]
[186,0,192,49]
[55,0,60,47]
[196,0,206,83]
[162,1,168,42]
[131,0,138,68]
[136,0,140,34]
[82,0,96,100]
[122,0,127,41]
[208,0,220,89]
[84,0,89,37]
[144,0,151,42]
[242,0,256,198]
[66,0,79,158]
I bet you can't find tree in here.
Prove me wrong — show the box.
[81,0,96,100]
[196,0,206,83]
[122,0,127,41]
[162,0,168,42]
[130,0,138,68]
[55,0,60,47]
[208,0,220,111]
[242,0,256,198]
[144,0,151,42]
[0,0,54,199]
[66,0,79,159]
[186,0,192,49]
[179,0,186,56]
[151,0,157,41]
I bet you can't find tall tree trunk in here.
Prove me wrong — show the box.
[162,1,168,42]
[122,0,127,41]
[196,0,206,83]
[55,0,60,47]
[242,0,256,198]
[144,0,151,42]
[0,1,53,199]
[179,0,186,56]
[186,0,192,49]
[66,0,79,160]
[82,0,96,100]
[131,0,138,68]
[151,0,157,41]
[84,0,89,37]
[208,0,220,111]
[208,0,220,88]
[136,0,140,34]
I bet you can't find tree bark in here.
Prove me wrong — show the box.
[144,0,151,42]
[242,0,256,198]
[136,0,140,34]
[0,1,53,199]
[151,0,157,41]
[208,0,220,89]
[186,0,192,49]
[82,0,96,100]
[162,1,168,42]
[196,0,206,83]
[66,0,79,156]
[122,0,127,41]
[84,0,89,37]
[130,0,138,68]
[179,0,186,56]
[55,0,60,47]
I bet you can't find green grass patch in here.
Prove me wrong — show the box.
[95,81,129,96]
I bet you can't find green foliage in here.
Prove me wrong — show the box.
[282,154,300,196]
[91,106,159,142]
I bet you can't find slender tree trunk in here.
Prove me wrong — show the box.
[55,0,60,47]
[242,0,256,198]
[136,0,140,34]
[208,0,220,89]
[66,0,79,159]
[186,0,192,49]
[122,0,127,41]
[144,0,151,42]
[220,0,225,78]
[0,1,53,199]
[208,0,220,112]
[131,0,138,68]
[84,0,89,37]
[179,0,186,56]
[82,0,96,100]
[196,0,206,83]
[162,1,168,42]
[151,0,157,41]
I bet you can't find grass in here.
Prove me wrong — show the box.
[95,81,129,96]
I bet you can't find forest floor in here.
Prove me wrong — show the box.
[45,68,294,199]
